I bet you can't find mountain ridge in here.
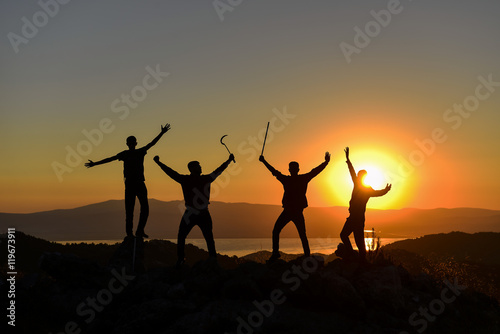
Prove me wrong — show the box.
[1,199,499,241]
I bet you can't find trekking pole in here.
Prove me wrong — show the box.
[261,122,270,156]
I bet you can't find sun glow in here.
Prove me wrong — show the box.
[360,166,386,189]
[323,147,415,210]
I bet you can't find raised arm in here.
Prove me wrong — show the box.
[370,184,392,197]
[306,152,330,180]
[85,155,118,168]
[143,123,171,151]
[209,154,234,180]
[259,155,282,178]
[153,155,182,183]
[345,147,357,183]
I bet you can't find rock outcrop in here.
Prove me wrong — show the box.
[4,236,499,334]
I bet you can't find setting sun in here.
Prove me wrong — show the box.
[359,165,385,189]
[324,147,414,210]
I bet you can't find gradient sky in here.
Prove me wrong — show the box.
[1,0,500,213]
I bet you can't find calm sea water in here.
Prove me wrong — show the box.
[58,237,405,257]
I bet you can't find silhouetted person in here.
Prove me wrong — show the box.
[259,152,330,262]
[340,147,391,262]
[85,124,171,238]
[154,153,235,267]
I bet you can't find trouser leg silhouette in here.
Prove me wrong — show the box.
[292,211,310,256]
[353,224,366,260]
[125,181,149,236]
[340,216,365,258]
[340,218,354,253]
[124,182,136,237]
[177,209,216,260]
[177,211,196,261]
[198,210,217,257]
[272,210,291,255]
[135,182,149,234]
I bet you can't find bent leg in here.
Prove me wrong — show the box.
[340,217,355,253]
[272,210,291,254]
[292,211,310,256]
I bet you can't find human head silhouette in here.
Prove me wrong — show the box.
[358,170,367,184]
[289,161,300,176]
[188,161,202,175]
[126,136,137,149]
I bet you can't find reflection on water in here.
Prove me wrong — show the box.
[365,228,379,252]
[57,237,405,257]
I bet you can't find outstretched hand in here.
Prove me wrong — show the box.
[344,147,350,160]
[161,123,171,134]
[325,152,331,163]
[259,155,265,162]
[229,153,235,163]
[85,160,95,168]
[153,155,160,163]
[385,184,392,191]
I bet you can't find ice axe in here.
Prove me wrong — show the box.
[220,135,235,162]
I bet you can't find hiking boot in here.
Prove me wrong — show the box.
[135,231,149,239]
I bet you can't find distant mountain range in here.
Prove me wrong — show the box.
[1,199,499,240]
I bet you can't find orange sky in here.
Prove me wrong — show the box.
[1,1,500,213]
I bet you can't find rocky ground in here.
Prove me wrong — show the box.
[1,233,500,333]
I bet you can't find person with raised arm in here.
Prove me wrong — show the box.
[259,152,330,262]
[339,147,392,263]
[154,153,235,267]
[85,123,171,239]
